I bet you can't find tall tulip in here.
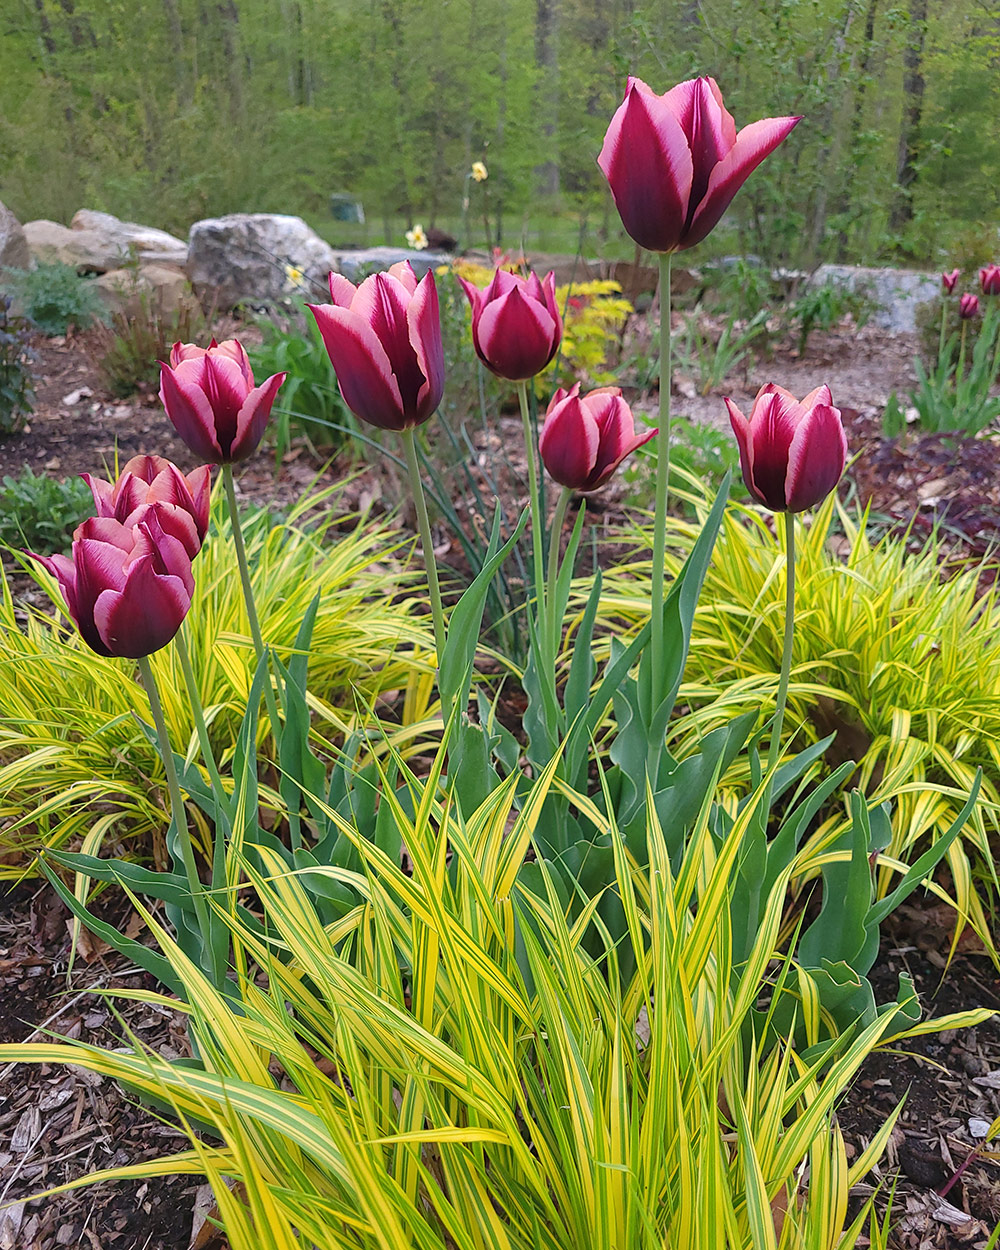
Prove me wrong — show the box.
[598,76,801,255]
[726,383,846,788]
[725,383,846,514]
[309,262,444,431]
[458,268,562,381]
[539,384,655,492]
[159,339,285,465]
[83,454,211,559]
[980,265,1000,296]
[959,293,980,320]
[28,507,193,659]
[941,269,960,294]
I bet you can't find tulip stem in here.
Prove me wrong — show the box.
[137,654,213,963]
[517,380,547,629]
[767,511,796,777]
[957,319,969,386]
[221,462,283,737]
[938,301,948,367]
[175,628,226,801]
[546,487,573,665]
[401,426,448,674]
[649,251,673,725]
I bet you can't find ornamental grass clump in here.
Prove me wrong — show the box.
[4,740,972,1247]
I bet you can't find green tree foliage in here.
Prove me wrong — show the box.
[0,0,995,265]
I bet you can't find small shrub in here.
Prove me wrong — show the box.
[0,296,35,433]
[248,299,356,459]
[785,280,872,354]
[94,282,211,397]
[0,467,92,553]
[3,262,106,336]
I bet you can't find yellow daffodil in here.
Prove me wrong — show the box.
[471,161,488,182]
[405,224,428,250]
[284,264,307,291]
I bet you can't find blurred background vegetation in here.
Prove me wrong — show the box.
[0,0,997,268]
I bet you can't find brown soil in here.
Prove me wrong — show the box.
[0,317,998,1248]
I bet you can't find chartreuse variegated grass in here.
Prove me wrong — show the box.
[585,472,1000,947]
[3,745,986,1247]
[0,484,434,873]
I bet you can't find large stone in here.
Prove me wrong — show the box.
[0,202,30,271]
[71,209,187,267]
[187,213,343,308]
[24,212,186,273]
[809,264,940,334]
[95,263,192,318]
[331,246,449,283]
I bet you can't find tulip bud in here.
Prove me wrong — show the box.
[726,383,847,514]
[539,384,655,491]
[979,265,1000,296]
[959,293,980,319]
[941,269,960,294]
[83,454,211,559]
[27,505,194,659]
[459,268,562,381]
[599,76,800,254]
[309,262,444,431]
[159,339,285,465]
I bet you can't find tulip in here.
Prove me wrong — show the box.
[539,384,655,491]
[83,454,211,559]
[959,293,980,319]
[979,265,1000,296]
[725,383,846,514]
[942,269,960,294]
[459,268,562,381]
[159,339,285,465]
[309,262,444,431]
[28,506,193,659]
[598,76,801,254]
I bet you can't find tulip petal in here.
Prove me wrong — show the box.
[784,402,847,512]
[388,260,419,294]
[82,473,115,517]
[475,285,558,380]
[329,273,359,307]
[664,77,736,211]
[725,395,760,498]
[540,399,600,490]
[598,79,694,253]
[159,364,224,462]
[352,273,426,415]
[686,115,801,250]
[309,303,407,430]
[230,371,286,462]
[746,390,797,511]
[407,273,445,422]
[93,558,191,659]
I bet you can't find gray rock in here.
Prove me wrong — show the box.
[95,263,193,317]
[0,202,30,272]
[809,264,940,334]
[187,213,342,308]
[70,209,187,267]
[24,212,187,272]
[330,246,449,284]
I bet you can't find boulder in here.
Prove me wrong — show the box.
[187,213,343,308]
[23,211,186,273]
[0,202,30,272]
[94,263,193,318]
[809,264,940,334]
[331,246,449,284]
[70,209,187,267]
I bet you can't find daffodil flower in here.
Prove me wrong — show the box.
[471,161,488,183]
[406,224,428,250]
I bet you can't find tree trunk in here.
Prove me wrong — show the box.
[534,0,560,197]
[834,0,880,260]
[889,0,929,234]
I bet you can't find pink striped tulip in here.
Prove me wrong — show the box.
[459,268,562,381]
[959,293,980,320]
[309,262,444,431]
[539,384,655,491]
[979,265,1000,296]
[28,507,193,658]
[83,455,211,559]
[941,269,960,294]
[599,77,800,254]
[725,383,846,514]
[159,339,285,465]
